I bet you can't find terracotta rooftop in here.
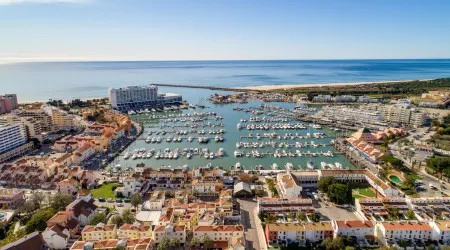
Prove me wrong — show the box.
[335,220,374,229]
[382,222,432,231]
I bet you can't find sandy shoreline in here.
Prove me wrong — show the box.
[242,79,431,91]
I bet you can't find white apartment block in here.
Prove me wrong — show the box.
[257,197,314,214]
[430,221,450,244]
[334,95,356,102]
[376,222,432,244]
[109,85,182,110]
[332,220,374,239]
[192,225,244,242]
[0,115,43,142]
[312,95,332,103]
[313,106,385,128]
[277,172,302,198]
[362,104,426,127]
[0,123,28,155]
[153,224,186,245]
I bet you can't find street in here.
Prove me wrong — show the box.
[237,198,262,250]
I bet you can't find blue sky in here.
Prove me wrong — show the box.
[0,0,449,62]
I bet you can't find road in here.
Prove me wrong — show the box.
[389,128,450,197]
[238,198,262,250]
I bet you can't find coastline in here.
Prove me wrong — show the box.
[241,79,431,91]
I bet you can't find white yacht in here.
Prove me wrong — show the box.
[285,163,293,171]
[272,163,278,170]
[307,160,314,169]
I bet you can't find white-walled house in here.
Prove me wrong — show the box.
[42,224,70,250]
[376,222,432,244]
[430,220,450,244]
[115,177,142,197]
[332,220,374,239]
[276,172,302,198]
[65,195,97,226]
[153,224,187,245]
[192,225,244,242]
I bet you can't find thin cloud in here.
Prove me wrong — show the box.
[0,0,90,5]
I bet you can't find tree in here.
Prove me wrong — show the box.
[328,183,349,204]
[121,209,135,224]
[169,238,180,249]
[374,179,381,198]
[321,237,345,250]
[201,235,213,250]
[30,192,46,209]
[130,193,142,213]
[190,237,201,247]
[345,246,356,250]
[49,193,72,212]
[110,214,124,226]
[318,176,336,193]
[310,213,321,222]
[157,237,170,250]
[263,213,277,224]
[397,239,408,250]
[287,212,295,221]
[25,208,55,233]
[405,210,416,220]
[88,212,107,225]
[296,212,307,222]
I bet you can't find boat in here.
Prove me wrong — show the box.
[256,164,264,170]
[234,150,243,157]
[218,148,225,157]
[215,135,219,142]
[187,137,193,143]
[335,162,343,169]
[235,162,242,171]
[237,123,242,129]
[307,160,314,169]
[321,162,328,169]
[123,152,130,160]
[285,163,293,171]
[272,163,278,170]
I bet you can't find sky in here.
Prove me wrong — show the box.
[0,0,450,62]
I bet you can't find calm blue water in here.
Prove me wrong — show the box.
[1,59,450,102]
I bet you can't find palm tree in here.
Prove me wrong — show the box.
[397,239,408,250]
[374,179,380,198]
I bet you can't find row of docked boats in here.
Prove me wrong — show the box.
[147,111,218,119]
[123,148,226,160]
[236,141,329,149]
[237,122,314,130]
[234,150,335,158]
[155,115,223,123]
[127,105,186,115]
[152,122,225,128]
[240,132,327,140]
[232,161,342,171]
[148,129,225,136]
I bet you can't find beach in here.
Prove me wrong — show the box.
[241,79,431,91]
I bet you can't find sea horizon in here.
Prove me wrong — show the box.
[1,59,450,102]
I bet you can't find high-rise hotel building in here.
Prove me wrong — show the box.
[109,85,182,110]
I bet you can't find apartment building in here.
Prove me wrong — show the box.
[430,220,450,244]
[305,222,334,242]
[0,123,33,163]
[376,222,432,244]
[142,168,187,189]
[70,238,152,250]
[44,106,76,128]
[152,224,187,245]
[312,95,332,102]
[265,224,306,245]
[143,191,165,210]
[332,220,374,239]
[193,166,224,180]
[46,211,80,238]
[277,172,302,198]
[192,179,223,195]
[14,106,54,132]
[81,223,117,241]
[319,170,402,197]
[312,106,385,128]
[0,189,25,209]
[116,177,142,197]
[362,104,426,127]
[42,224,70,250]
[71,142,95,164]
[0,115,43,142]
[118,223,152,239]
[290,171,320,187]
[109,85,182,110]
[192,225,245,242]
[257,197,314,214]
[66,195,98,226]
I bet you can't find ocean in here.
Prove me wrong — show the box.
[1,59,450,102]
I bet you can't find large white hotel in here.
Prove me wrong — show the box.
[108,85,182,111]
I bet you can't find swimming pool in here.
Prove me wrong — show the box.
[0,213,7,219]
[389,175,403,184]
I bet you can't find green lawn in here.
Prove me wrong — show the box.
[91,183,119,199]
[352,186,377,198]
[352,194,365,199]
